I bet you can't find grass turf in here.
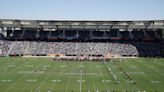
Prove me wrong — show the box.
[0,57,163,92]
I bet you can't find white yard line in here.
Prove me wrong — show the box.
[20,63,50,92]
[138,63,159,91]
[50,70,63,91]
[92,73,96,91]
[64,73,72,92]
[98,63,110,90]
[36,69,52,90]
[4,61,31,92]
[64,65,76,92]
[19,74,39,92]
[20,63,48,92]
[80,61,83,92]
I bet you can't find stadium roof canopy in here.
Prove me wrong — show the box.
[0,19,164,30]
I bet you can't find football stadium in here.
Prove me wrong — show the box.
[0,19,164,92]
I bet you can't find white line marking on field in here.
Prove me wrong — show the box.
[0,79,12,82]
[80,61,83,92]
[36,70,52,90]
[64,71,72,92]
[151,80,161,84]
[98,63,110,90]
[50,70,63,91]
[92,73,96,92]
[65,73,99,75]
[50,80,61,83]
[19,61,51,92]
[96,66,103,68]
[4,61,31,92]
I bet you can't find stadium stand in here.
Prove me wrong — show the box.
[0,19,163,58]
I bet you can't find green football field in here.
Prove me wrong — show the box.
[0,57,164,92]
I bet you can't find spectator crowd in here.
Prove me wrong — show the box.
[0,41,161,57]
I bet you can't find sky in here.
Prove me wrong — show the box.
[0,0,164,20]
